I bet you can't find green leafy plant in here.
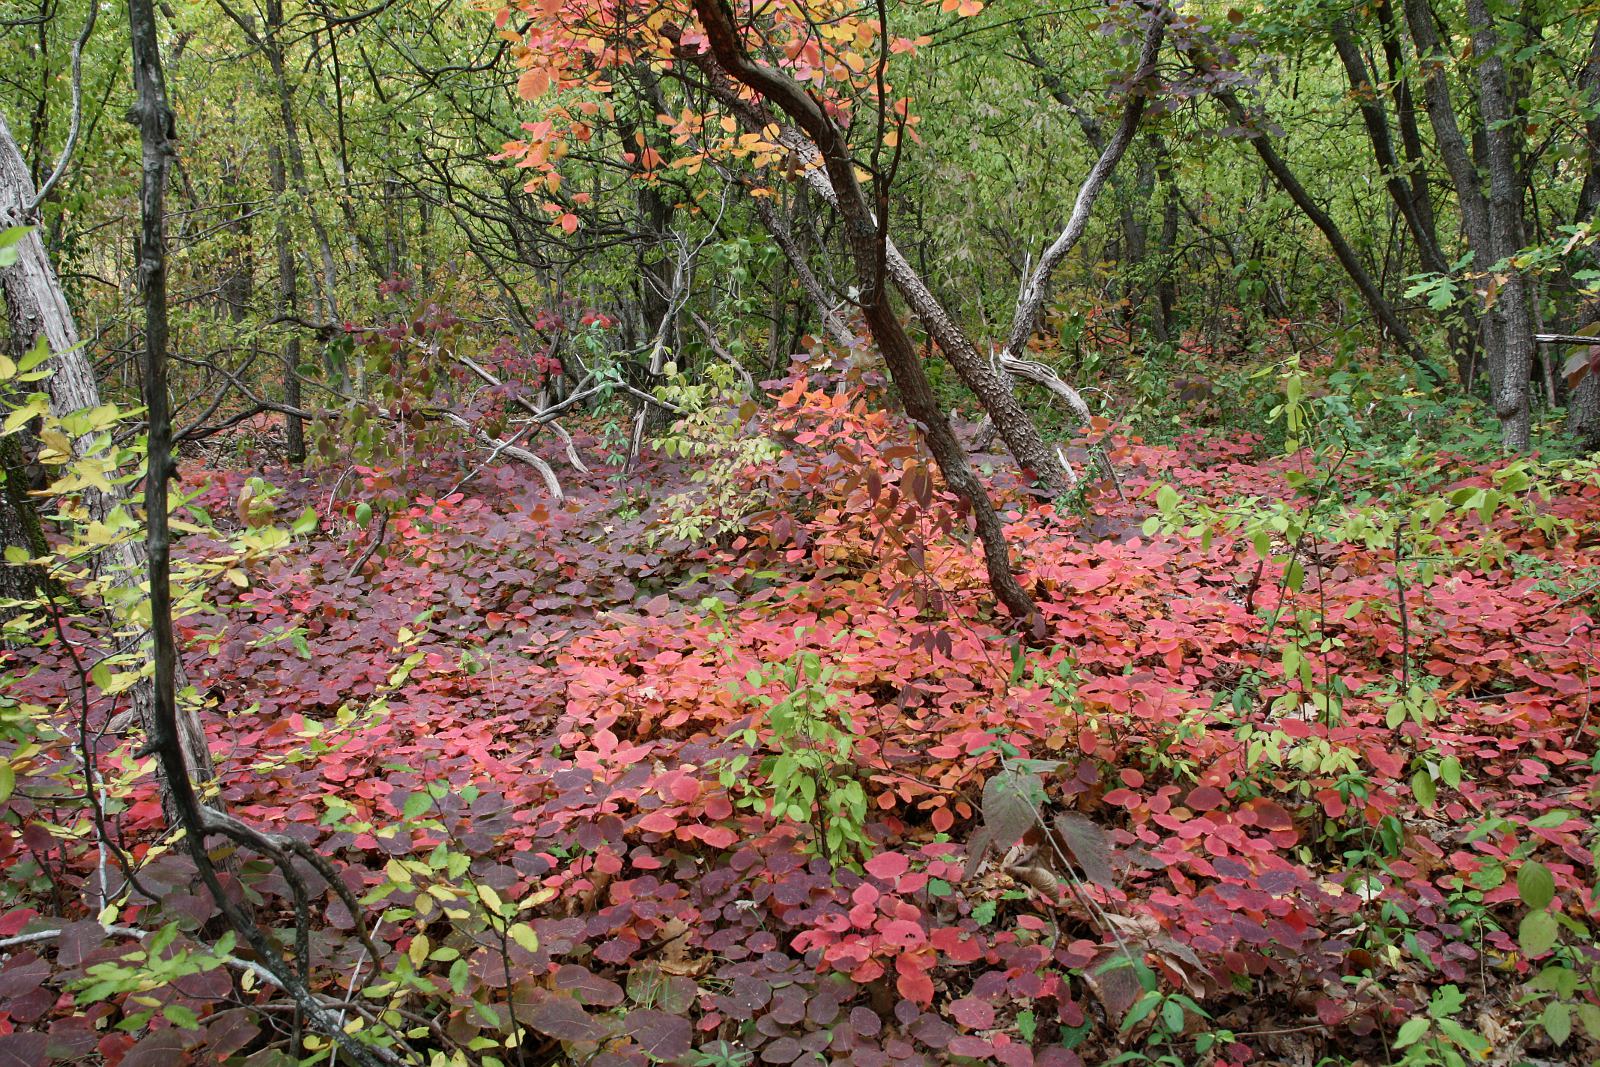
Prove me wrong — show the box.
[714,633,870,866]
[649,362,780,546]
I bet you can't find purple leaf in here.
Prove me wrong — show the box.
[623,1009,691,1060]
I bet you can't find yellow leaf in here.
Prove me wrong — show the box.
[508,922,539,953]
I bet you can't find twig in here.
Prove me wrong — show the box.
[27,1,98,212]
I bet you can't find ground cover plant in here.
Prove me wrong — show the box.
[3,0,1600,1064]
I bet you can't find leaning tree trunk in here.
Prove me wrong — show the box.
[1211,88,1436,380]
[0,109,217,786]
[1404,0,1496,390]
[682,53,1076,493]
[690,0,1040,625]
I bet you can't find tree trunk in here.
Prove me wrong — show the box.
[1403,0,1495,389]
[1566,21,1600,452]
[1333,15,1479,384]
[218,155,253,323]
[1152,145,1180,344]
[690,0,1040,625]
[1213,89,1435,379]
[0,109,217,786]
[261,0,339,324]
[0,433,54,621]
[267,145,305,462]
[678,54,1074,493]
[1465,0,1534,449]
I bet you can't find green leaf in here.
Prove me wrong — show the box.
[402,792,431,820]
[163,1004,201,1030]
[1161,997,1185,1034]
[1543,1002,1571,1046]
[1517,860,1555,910]
[508,922,539,953]
[1122,991,1160,1031]
[1393,1017,1430,1048]
[1575,1002,1600,1040]
[1438,757,1461,789]
[1528,810,1572,829]
[1518,910,1559,956]
[1410,770,1436,809]
[1386,701,1406,730]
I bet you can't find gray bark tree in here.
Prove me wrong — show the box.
[0,109,217,785]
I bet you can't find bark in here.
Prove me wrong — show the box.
[128,5,393,1057]
[0,433,53,617]
[1002,8,1166,365]
[1375,0,1438,245]
[689,0,1040,625]
[0,110,216,785]
[1330,19,1446,276]
[1152,146,1180,344]
[749,195,853,349]
[1334,14,1479,382]
[1465,0,1534,449]
[217,156,253,322]
[1566,20,1600,451]
[267,145,305,461]
[1404,0,1495,388]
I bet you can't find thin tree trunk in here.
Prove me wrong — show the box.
[679,54,1074,493]
[1213,88,1435,378]
[267,145,305,461]
[1404,0,1495,389]
[1334,15,1479,383]
[1152,145,1180,344]
[1562,21,1600,452]
[1330,19,1446,276]
[218,155,253,322]
[260,0,339,323]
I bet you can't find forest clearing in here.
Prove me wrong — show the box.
[2,0,1600,1065]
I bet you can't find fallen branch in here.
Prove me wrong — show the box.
[436,409,564,502]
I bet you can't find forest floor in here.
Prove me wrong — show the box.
[8,363,1600,1066]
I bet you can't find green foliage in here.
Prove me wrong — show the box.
[714,633,871,866]
[649,362,780,546]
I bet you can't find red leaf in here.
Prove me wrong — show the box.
[864,851,909,880]
[948,996,995,1029]
[896,969,935,1006]
[1246,798,1295,831]
[696,825,738,848]
[637,810,678,833]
